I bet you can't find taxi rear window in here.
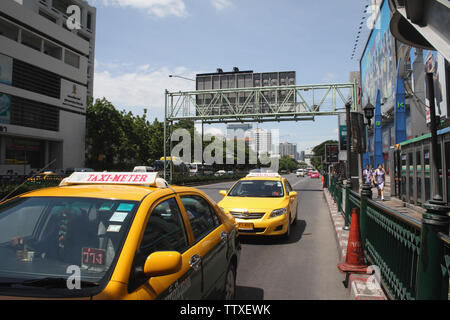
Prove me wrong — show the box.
[228,180,284,197]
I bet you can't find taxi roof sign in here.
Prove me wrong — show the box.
[63,172,160,186]
[246,172,281,177]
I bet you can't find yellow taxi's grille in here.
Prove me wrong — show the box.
[230,211,265,219]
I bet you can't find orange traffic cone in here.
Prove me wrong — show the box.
[337,208,368,274]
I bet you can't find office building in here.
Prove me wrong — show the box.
[0,0,96,174]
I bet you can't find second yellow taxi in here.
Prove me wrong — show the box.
[218,172,298,238]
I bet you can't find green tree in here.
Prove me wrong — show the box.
[279,156,298,172]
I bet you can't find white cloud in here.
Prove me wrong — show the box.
[321,72,337,82]
[210,0,232,10]
[91,0,187,17]
[93,63,198,114]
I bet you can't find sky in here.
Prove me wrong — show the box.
[89,0,373,152]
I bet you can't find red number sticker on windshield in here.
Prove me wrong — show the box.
[82,248,105,266]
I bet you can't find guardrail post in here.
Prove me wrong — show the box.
[337,177,343,213]
[359,182,372,251]
[344,180,351,230]
[416,198,450,300]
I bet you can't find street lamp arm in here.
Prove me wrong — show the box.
[169,74,196,82]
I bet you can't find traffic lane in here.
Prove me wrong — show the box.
[197,179,237,203]
[197,174,348,299]
[234,174,348,300]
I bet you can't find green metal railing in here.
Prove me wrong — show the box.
[326,174,450,300]
[439,233,450,300]
[363,199,422,300]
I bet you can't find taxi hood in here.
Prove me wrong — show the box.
[218,196,288,211]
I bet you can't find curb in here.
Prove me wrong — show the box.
[323,188,386,300]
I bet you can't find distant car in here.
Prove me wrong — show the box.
[227,171,234,175]
[65,168,94,175]
[296,169,304,177]
[215,170,226,176]
[133,166,155,172]
[310,171,320,179]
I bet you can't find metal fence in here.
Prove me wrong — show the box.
[327,175,449,300]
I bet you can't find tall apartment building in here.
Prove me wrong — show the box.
[279,141,298,160]
[0,0,96,174]
[249,128,272,155]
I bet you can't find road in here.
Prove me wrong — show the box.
[198,173,349,300]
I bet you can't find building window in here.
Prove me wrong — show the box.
[52,0,77,14]
[10,95,59,132]
[12,59,61,99]
[0,18,20,42]
[43,40,62,60]
[64,50,80,69]
[87,12,92,30]
[38,9,58,23]
[21,30,42,52]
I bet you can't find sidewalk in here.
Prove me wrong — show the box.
[323,187,387,300]
[370,175,424,222]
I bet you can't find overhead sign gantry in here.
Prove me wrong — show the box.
[163,82,359,181]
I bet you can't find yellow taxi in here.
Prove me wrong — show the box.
[0,172,240,300]
[217,172,298,238]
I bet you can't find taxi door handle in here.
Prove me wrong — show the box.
[189,254,201,271]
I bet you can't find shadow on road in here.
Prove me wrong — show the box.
[235,286,264,300]
[238,219,306,246]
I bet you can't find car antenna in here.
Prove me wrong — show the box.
[0,159,57,203]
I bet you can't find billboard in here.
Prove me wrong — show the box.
[195,70,296,116]
[424,50,448,122]
[325,144,339,164]
[360,0,395,114]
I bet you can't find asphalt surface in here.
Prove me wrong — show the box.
[198,173,349,300]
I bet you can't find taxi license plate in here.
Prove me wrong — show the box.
[238,223,254,230]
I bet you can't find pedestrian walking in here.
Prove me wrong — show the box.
[373,164,386,200]
[363,165,373,185]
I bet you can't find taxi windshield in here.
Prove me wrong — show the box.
[228,180,284,198]
[0,197,138,295]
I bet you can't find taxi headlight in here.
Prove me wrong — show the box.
[270,208,287,218]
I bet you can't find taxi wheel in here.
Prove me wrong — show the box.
[223,264,236,300]
[282,214,291,239]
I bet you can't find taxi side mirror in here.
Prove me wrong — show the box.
[289,191,297,197]
[219,190,227,196]
[144,251,182,278]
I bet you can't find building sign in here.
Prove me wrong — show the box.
[325,144,339,163]
[360,0,395,114]
[424,51,448,122]
[0,54,13,85]
[60,79,87,112]
[0,93,11,124]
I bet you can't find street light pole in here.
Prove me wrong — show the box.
[345,102,352,187]
[168,74,196,82]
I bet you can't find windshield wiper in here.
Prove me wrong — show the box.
[21,277,99,288]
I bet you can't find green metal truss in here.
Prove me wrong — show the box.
[163,82,359,180]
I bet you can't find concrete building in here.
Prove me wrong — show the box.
[249,128,272,156]
[226,123,252,139]
[279,141,298,160]
[0,0,96,174]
